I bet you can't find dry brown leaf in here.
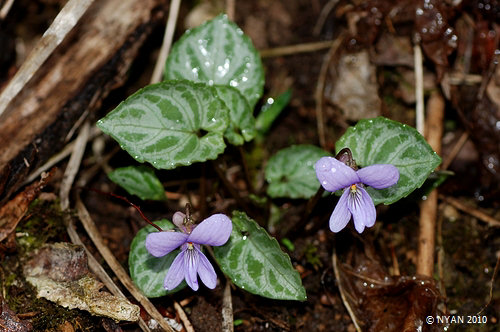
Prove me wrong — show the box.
[334,240,444,332]
[0,171,52,242]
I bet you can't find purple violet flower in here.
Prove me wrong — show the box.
[145,212,232,291]
[315,156,399,233]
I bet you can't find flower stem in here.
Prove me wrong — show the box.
[83,187,163,232]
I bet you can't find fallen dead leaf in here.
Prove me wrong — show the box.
[0,171,53,242]
[333,239,444,332]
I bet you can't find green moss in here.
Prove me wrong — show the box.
[1,199,101,331]
[304,244,323,270]
[16,199,68,254]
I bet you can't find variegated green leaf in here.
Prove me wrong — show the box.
[129,220,186,297]
[97,80,229,169]
[265,145,331,199]
[108,166,165,201]
[164,14,264,109]
[336,117,441,205]
[214,85,256,145]
[214,211,307,301]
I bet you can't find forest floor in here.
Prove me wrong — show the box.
[0,0,499,331]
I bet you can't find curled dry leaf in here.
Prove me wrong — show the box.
[0,171,53,242]
[334,243,443,332]
[414,0,457,81]
[23,242,140,322]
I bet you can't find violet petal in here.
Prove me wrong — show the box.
[172,211,186,229]
[184,245,200,291]
[329,189,352,232]
[164,249,186,290]
[145,231,188,257]
[188,214,232,246]
[357,164,399,189]
[315,157,360,192]
[196,248,217,289]
[349,187,376,233]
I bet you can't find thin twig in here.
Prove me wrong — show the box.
[226,0,235,21]
[476,38,499,101]
[332,252,362,332]
[260,40,338,58]
[0,0,15,20]
[436,213,447,307]
[150,0,181,84]
[389,242,400,276]
[66,222,151,332]
[315,33,346,149]
[313,0,340,36]
[211,160,251,215]
[75,195,175,332]
[477,254,500,315]
[0,0,95,117]
[77,145,120,188]
[22,127,100,186]
[85,187,163,232]
[414,44,425,136]
[58,122,147,329]
[60,121,90,210]
[439,195,500,227]
[441,131,469,170]
[174,302,195,332]
[221,281,234,332]
[416,91,444,277]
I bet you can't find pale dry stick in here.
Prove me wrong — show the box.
[260,40,337,58]
[150,0,181,84]
[389,243,400,276]
[226,0,235,21]
[414,44,425,136]
[174,302,195,332]
[75,196,175,332]
[22,127,101,186]
[441,131,469,170]
[66,222,151,332]
[221,281,234,332]
[0,0,14,20]
[60,121,90,210]
[438,195,500,227]
[314,33,346,149]
[332,252,362,332]
[416,91,444,277]
[312,0,341,36]
[0,0,95,117]
[436,214,447,303]
[57,123,149,330]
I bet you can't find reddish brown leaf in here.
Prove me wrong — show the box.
[334,241,444,332]
[0,171,53,242]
